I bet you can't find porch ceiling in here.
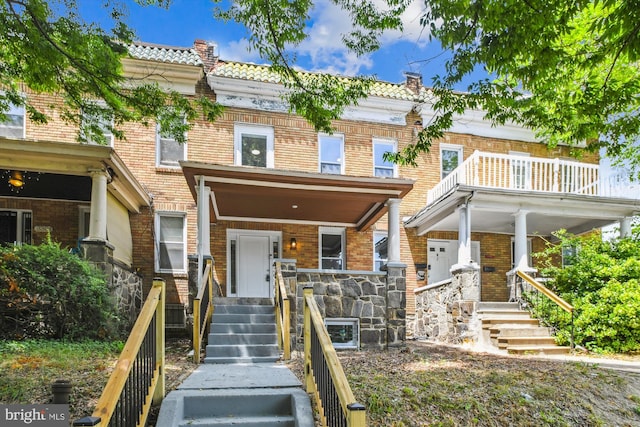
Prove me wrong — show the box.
[181,162,414,230]
[406,186,640,237]
[0,138,150,212]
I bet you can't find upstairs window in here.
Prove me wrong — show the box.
[82,103,114,146]
[440,144,462,179]
[156,121,187,168]
[319,134,344,174]
[319,226,345,270]
[373,139,396,178]
[234,124,274,168]
[0,102,25,139]
[155,212,186,273]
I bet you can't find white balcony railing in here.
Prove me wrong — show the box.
[427,150,639,205]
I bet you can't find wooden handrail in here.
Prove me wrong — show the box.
[274,262,291,360]
[516,270,574,313]
[79,278,166,427]
[303,288,365,426]
[193,259,214,363]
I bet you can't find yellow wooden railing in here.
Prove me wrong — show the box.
[303,287,366,427]
[193,258,214,363]
[274,262,291,360]
[73,278,166,427]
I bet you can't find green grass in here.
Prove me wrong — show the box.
[0,340,123,418]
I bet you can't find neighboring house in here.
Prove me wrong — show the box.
[1,40,638,345]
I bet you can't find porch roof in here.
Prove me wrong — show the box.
[0,138,151,212]
[181,162,414,230]
[405,185,640,237]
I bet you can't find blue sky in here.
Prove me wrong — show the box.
[82,0,458,86]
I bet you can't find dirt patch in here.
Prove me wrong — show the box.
[287,341,640,427]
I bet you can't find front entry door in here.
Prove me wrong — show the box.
[428,239,481,283]
[237,234,271,297]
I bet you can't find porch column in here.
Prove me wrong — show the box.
[620,217,633,238]
[87,168,109,241]
[386,198,403,265]
[513,210,529,270]
[196,176,211,283]
[457,203,472,266]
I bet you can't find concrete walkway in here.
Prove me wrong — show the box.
[155,362,315,426]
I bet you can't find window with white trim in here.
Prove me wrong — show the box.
[82,102,114,146]
[155,212,187,273]
[156,122,186,167]
[319,134,344,174]
[78,206,91,239]
[510,237,533,269]
[0,102,25,139]
[234,124,274,168]
[0,210,32,245]
[325,318,359,349]
[373,139,396,177]
[319,226,345,270]
[373,231,388,271]
[440,144,463,179]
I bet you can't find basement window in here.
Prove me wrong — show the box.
[324,318,359,349]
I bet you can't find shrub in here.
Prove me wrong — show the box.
[533,230,640,353]
[0,238,124,340]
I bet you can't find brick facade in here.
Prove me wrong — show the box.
[2,49,597,314]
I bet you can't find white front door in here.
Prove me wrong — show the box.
[428,239,481,283]
[237,234,271,297]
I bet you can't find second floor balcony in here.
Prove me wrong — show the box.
[428,150,639,206]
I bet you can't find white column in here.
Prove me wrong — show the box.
[87,169,109,241]
[457,203,471,266]
[196,176,211,283]
[386,198,402,265]
[620,217,632,238]
[513,210,529,270]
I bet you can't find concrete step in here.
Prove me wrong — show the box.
[481,318,540,329]
[491,326,551,338]
[211,323,276,334]
[203,356,281,364]
[178,415,295,426]
[157,387,314,427]
[497,336,558,349]
[478,311,533,318]
[214,304,275,314]
[477,302,520,311]
[208,333,277,345]
[507,345,571,355]
[214,297,273,306]
[206,343,280,358]
[212,313,275,324]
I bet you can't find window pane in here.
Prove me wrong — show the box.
[159,242,184,270]
[0,104,25,138]
[159,138,184,166]
[320,135,342,174]
[441,149,460,178]
[327,323,354,344]
[374,232,388,271]
[159,216,183,241]
[241,134,267,167]
[0,211,17,244]
[374,142,394,177]
[321,232,343,269]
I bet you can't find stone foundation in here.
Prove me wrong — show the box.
[413,265,480,344]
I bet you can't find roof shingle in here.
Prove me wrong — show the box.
[128,43,202,66]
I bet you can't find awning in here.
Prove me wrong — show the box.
[181,162,414,231]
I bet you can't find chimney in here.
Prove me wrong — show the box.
[193,39,219,72]
[404,71,422,94]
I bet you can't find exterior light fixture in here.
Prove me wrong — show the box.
[290,237,297,250]
[8,170,24,188]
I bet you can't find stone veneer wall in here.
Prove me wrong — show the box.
[276,259,406,350]
[80,240,143,327]
[412,265,480,344]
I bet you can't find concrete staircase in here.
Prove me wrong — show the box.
[478,302,571,355]
[205,298,280,364]
[156,297,314,427]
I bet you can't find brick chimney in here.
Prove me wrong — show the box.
[194,39,219,72]
[404,71,423,94]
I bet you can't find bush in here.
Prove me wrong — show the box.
[533,230,640,353]
[0,238,124,340]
